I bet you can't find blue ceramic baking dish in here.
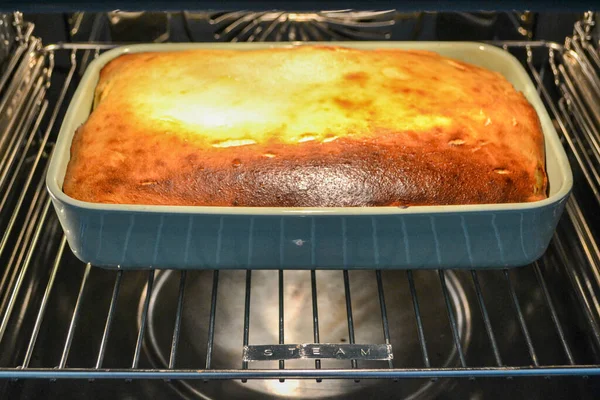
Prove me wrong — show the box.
[46,41,573,270]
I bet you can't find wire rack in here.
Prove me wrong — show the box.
[1,19,600,384]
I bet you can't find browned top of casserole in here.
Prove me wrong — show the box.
[63,46,547,207]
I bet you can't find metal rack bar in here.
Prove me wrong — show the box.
[470,270,503,367]
[0,73,46,181]
[529,46,600,203]
[343,270,358,370]
[22,236,67,368]
[278,269,285,382]
[561,55,600,111]
[0,96,48,202]
[341,218,358,374]
[241,270,252,378]
[44,42,118,51]
[406,270,431,368]
[558,97,600,200]
[310,269,321,381]
[205,270,219,370]
[132,271,155,369]
[526,42,600,359]
[59,263,92,369]
[533,261,576,365]
[168,270,186,369]
[376,270,394,369]
[504,269,539,366]
[0,52,45,161]
[2,366,600,380]
[565,197,600,288]
[79,13,106,75]
[558,197,600,336]
[0,119,48,262]
[0,24,34,95]
[0,37,40,117]
[553,231,600,350]
[241,216,255,378]
[439,270,467,368]
[0,199,51,344]
[565,38,600,101]
[0,174,50,321]
[95,271,123,369]
[557,65,600,158]
[278,218,285,375]
[0,49,73,261]
[555,56,600,147]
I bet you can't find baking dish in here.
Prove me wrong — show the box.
[46,41,573,270]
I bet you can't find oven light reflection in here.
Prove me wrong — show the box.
[263,379,302,398]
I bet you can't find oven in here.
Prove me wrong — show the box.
[0,4,599,399]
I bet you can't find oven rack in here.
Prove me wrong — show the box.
[0,38,599,383]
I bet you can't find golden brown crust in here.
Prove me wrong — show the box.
[63,46,547,207]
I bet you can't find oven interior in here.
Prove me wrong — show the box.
[0,9,599,399]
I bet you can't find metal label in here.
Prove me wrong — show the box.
[243,344,393,362]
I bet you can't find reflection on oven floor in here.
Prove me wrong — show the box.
[142,269,471,399]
